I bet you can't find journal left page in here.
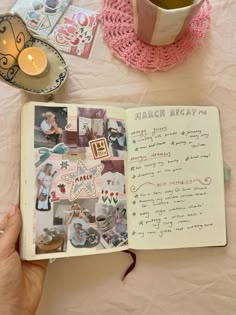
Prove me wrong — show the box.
[20,102,128,260]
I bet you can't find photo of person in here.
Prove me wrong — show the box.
[69,218,100,248]
[34,106,67,148]
[105,119,127,157]
[53,199,96,225]
[77,107,107,147]
[36,163,57,211]
[72,222,88,246]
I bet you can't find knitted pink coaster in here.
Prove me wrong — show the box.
[99,0,211,72]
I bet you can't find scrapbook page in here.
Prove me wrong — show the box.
[20,102,226,260]
[11,0,71,37]
[49,5,99,58]
[21,103,128,260]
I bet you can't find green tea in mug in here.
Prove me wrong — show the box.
[151,0,193,9]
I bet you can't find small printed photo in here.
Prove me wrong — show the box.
[35,225,68,255]
[69,218,100,248]
[105,119,127,157]
[101,160,125,195]
[35,162,57,211]
[95,199,128,249]
[77,107,107,147]
[34,106,67,148]
[53,198,96,225]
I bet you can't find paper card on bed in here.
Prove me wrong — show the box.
[10,0,71,37]
[49,5,98,58]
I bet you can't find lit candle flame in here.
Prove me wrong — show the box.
[28,54,33,61]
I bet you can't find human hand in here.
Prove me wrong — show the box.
[85,128,97,141]
[0,206,48,315]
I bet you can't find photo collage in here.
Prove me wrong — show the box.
[34,105,128,255]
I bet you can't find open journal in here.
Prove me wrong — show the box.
[20,102,226,260]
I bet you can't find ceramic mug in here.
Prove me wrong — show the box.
[39,234,53,245]
[132,0,205,46]
[96,215,114,231]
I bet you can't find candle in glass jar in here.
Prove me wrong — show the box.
[18,47,48,76]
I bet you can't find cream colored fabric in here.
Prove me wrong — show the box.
[151,4,192,45]
[0,0,236,314]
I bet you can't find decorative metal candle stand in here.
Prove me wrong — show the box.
[0,13,68,94]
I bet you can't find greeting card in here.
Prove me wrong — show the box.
[49,5,99,58]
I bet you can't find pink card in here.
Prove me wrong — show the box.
[49,5,98,58]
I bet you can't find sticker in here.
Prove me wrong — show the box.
[61,160,104,201]
[57,183,66,193]
[26,11,45,30]
[60,159,70,169]
[89,137,110,161]
[70,218,100,248]
[35,143,68,167]
[51,190,60,202]
[101,189,119,206]
[65,122,72,130]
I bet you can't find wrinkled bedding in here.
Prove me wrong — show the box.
[0,0,236,314]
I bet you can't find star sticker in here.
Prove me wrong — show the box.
[132,231,136,236]
[61,160,104,201]
[132,200,136,205]
[60,160,69,169]
[132,212,136,216]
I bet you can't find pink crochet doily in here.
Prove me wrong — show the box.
[99,0,211,72]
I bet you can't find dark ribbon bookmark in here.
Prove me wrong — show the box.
[122,250,136,280]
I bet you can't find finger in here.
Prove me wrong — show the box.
[0,206,22,258]
[0,213,9,231]
[23,260,49,285]
[24,259,49,271]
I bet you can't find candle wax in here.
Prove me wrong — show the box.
[18,47,48,76]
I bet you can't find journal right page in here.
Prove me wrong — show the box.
[126,106,227,250]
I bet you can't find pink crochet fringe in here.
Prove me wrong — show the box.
[99,0,211,72]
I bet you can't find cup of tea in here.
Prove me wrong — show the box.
[96,215,114,231]
[132,0,204,46]
[39,234,53,245]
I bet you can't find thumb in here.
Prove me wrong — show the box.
[0,206,22,259]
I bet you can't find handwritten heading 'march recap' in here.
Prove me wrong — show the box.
[134,108,208,120]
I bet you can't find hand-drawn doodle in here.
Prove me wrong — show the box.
[130,182,155,193]
[193,177,212,185]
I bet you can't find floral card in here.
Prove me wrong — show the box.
[49,5,99,58]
